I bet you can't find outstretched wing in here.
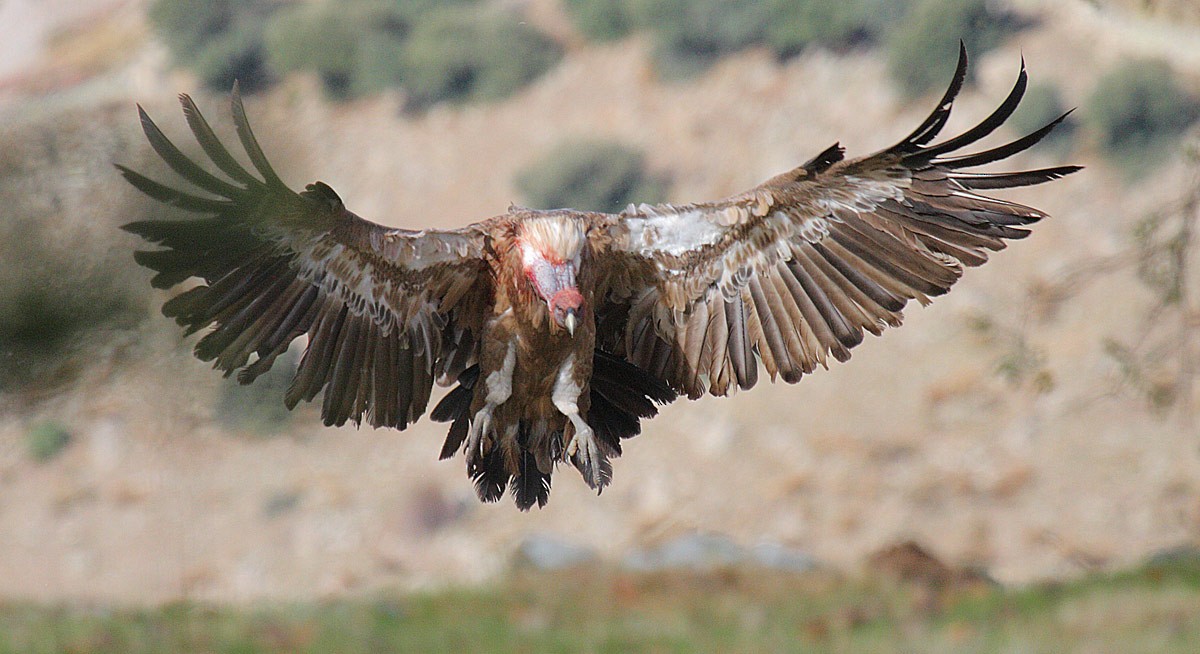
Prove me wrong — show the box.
[600,45,1079,399]
[120,88,493,428]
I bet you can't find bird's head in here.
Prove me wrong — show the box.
[518,216,586,336]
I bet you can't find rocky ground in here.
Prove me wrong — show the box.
[0,0,1198,604]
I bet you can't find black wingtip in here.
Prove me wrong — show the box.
[136,104,152,129]
[938,109,1077,170]
[229,79,287,190]
[893,41,971,152]
[912,55,1031,162]
[803,142,846,176]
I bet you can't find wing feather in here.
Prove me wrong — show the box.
[601,46,1079,398]
[122,92,492,429]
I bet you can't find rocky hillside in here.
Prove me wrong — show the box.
[0,0,1198,603]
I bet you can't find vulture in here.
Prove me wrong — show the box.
[121,45,1078,509]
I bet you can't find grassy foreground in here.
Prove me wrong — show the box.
[2,554,1198,654]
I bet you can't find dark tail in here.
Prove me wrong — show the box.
[430,349,677,510]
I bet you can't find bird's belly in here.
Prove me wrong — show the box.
[503,342,584,423]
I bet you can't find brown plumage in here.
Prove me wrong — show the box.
[121,45,1078,509]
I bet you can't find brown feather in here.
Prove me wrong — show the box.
[770,262,827,368]
[796,245,896,335]
[781,254,856,358]
[724,297,756,390]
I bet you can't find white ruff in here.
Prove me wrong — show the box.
[520,216,585,263]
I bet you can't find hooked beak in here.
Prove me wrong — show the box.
[528,253,583,337]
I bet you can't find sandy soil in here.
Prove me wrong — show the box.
[0,0,1199,604]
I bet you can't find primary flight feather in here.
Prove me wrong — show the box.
[121,45,1078,509]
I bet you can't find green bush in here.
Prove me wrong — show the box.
[265,0,471,101]
[563,0,637,41]
[264,2,367,100]
[0,107,152,395]
[886,0,1022,98]
[1087,59,1200,169]
[147,0,281,91]
[216,347,299,436]
[0,215,147,393]
[1010,82,1076,151]
[516,140,668,213]
[763,0,912,58]
[623,0,774,78]
[399,6,562,109]
[265,2,561,108]
[563,0,910,77]
[26,422,71,463]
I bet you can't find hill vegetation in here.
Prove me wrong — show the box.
[149,0,561,108]
[516,140,667,213]
[1,553,1197,652]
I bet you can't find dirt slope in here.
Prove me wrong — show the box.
[0,0,1198,603]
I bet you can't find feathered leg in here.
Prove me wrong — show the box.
[553,353,608,489]
[466,342,516,472]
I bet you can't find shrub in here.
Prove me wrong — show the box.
[0,105,155,395]
[624,0,776,78]
[1009,82,1076,151]
[399,6,563,109]
[763,0,912,58]
[1087,59,1200,170]
[515,140,668,213]
[563,0,910,76]
[265,0,471,101]
[265,2,561,108]
[563,0,637,41]
[26,422,72,463]
[0,191,148,393]
[215,347,300,436]
[147,0,280,92]
[264,2,368,100]
[886,0,1022,98]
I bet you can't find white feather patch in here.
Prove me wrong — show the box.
[623,205,725,256]
[551,353,581,412]
[797,215,831,243]
[485,342,518,405]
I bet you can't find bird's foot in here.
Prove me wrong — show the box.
[564,420,606,490]
[465,406,493,470]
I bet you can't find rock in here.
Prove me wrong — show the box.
[867,540,994,590]
[1146,545,1200,569]
[750,542,817,572]
[514,535,597,570]
[622,533,818,572]
[622,533,745,571]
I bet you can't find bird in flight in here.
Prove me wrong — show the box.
[121,45,1078,509]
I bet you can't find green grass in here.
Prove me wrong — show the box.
[25,421,72,463]
[2,556,1198,653]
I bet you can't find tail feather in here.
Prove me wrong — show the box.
[432,365,479,459]
[471,446,509,504]
[430,350,675,508]
[512,426,551,510]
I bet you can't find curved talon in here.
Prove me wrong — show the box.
[466,407,493,468]
[565,423,602,487]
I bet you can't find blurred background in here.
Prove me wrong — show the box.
[1,0,1199,649]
